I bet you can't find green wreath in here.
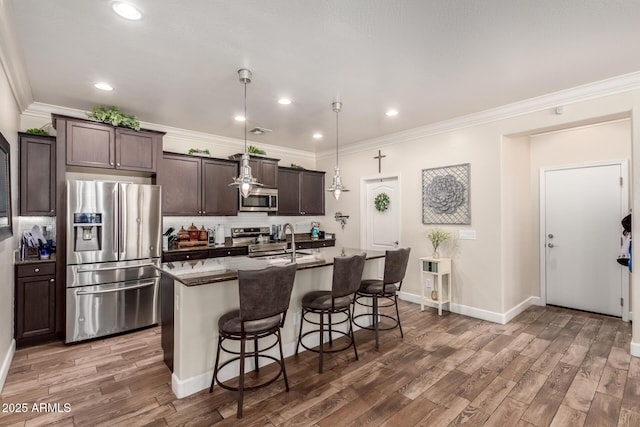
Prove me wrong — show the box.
[374,192,390,212]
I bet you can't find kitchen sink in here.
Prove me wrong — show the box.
[265,252,319,264]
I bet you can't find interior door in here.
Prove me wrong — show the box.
[543,163,625,316]
[364,177,400,252]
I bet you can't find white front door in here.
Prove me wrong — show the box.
[542,162,627,317]
[363,177,400,252]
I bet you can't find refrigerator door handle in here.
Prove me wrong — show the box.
[113,185,119,259]
[75,280,156,295]
[76,263,156,273]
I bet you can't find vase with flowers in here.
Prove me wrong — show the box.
[426,229,451,259]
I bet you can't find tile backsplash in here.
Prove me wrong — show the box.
[162,213,325,238]
[17,216,56,242]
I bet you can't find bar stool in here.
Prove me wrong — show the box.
[353,248,411,348]
[296,253,366,373]
[209,263,297,419]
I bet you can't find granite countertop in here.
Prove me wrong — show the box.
[15,253,57,265]
[160,246,384,286]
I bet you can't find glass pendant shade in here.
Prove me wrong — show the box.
[233,153,260,198]
[328,166,347,200]
[327,101,349,200]
[229,69,262,198]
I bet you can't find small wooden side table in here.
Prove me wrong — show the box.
[419,257,452,315]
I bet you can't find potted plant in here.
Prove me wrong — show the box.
[426,229,451,258]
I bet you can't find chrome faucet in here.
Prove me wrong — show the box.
[282,223,296,262]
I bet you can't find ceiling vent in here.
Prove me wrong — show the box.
[249,127,272,135]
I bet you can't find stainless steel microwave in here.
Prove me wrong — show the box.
[239,188,278,212]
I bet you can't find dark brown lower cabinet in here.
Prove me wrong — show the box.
[160,274,174,371]
[15,262,57,347]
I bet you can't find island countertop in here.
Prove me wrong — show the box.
[163,246,386,399]
[160,246,385,286]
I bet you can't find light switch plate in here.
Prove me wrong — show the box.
[459,230,476,240]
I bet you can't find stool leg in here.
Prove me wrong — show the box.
[277,328,289,391]
[328,313,333,345]
[254,337,260,372]
[237,337,246,419]
[210,335,223,393]
[395,294,404,338]
[319,311,324,373]
[348,307,359,361]
[296,309,304,355]
[373,295,380,349]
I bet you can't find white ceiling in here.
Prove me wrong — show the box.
[7,0,640,152]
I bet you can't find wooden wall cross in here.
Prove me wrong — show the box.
[374,149,386,173]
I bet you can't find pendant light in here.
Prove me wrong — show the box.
[229,68,262,198]
[328,101,349,200]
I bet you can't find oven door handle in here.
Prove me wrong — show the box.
[75,281,156,295]
[76,263,155,273]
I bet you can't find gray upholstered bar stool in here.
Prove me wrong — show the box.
[353,248,411,348]
[209,263,297,419]
[296,253,366,373]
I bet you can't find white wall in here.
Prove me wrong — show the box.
[318,89,640,328]
[501,135,534,312]
[318,124,504,314]
[0,59,20,393]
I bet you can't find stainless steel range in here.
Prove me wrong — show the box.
[65,180,162,343]
[231,226,288,256]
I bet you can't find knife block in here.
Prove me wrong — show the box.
[25,247,39,260]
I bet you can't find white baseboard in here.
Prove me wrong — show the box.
[0,339,16,394]
[504,297,543,323]
[172,319,372,398]
[399,292,542,325]
[631,341,640,358]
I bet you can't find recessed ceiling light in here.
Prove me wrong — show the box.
[277,98,292,105]
[94,82,114,91]
[112,2,142,20]
[234,115,245,122]
[313,133,323,139]
[385,109,399,117]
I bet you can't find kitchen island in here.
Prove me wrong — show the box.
[159,247,384,398]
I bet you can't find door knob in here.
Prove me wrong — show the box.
[393,241,399,247]
[547,243,554,248]
[548,233,554,238]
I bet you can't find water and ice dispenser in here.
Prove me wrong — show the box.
[72,213,102,252]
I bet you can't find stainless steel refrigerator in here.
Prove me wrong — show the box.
[65,180,162,343]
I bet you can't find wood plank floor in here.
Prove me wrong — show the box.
[2,301,640,426]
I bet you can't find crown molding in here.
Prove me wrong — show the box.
[23,102,316,161]
[0,0,33,111]
[316,71,640,160]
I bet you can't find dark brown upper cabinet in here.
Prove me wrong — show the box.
[277,167,325,216]
[19,133,56,216]
[157,152,238,216]
[229,154,279,188]
[55,115,163,173]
